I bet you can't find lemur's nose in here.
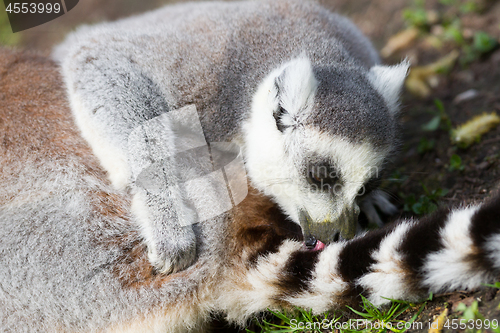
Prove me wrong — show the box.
[304,236,326,251]
[304,236,317,249]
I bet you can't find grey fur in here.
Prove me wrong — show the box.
[55,0,383,141]
[54,0,406,271]
[4,14,500,329]
[0,159,223,332]
[128,112,198,273]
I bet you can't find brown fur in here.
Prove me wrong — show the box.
[228,186,303,266]
[0,47,168,288]
[0,48,102,177]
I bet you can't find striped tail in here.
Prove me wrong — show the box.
[219,194,500,323]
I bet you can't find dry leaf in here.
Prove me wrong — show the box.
[405,50,459,98]
[428,308,448,333]
[451,112,500,148]
[381,27,420,58]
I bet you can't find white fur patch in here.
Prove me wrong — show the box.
[130,190,157,261]
[284,243,349,313]
[69,93,131,190]
[485,233,500,271]
[358,221,415,306]
[368,61,409,115]
[183,170,233,223]
[422,205,488,292]
[276,58,318,123]
[218,240,302,324]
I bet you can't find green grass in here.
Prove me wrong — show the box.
[402,0,499,66]
[422,99,452,133]
[249,296,428,333]
[400,183,449,216]
[417,138,436,154]
[249,284,500,333]
[449,154,465,171]
[450,301,500,333]
[247,308,335,333]
[402,0,430,31]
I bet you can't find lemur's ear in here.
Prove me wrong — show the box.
[368,60,410,115]
[273,58,317,132]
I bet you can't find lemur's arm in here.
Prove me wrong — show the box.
[220,193,500,324]
[60,43,197,274]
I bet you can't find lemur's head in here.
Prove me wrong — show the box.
[243,57,408,245]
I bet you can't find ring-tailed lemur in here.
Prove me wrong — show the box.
[53,0,406,274]
[2,46,500,333]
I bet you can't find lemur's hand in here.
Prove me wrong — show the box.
[147,226,197,274]
[359,190,398,227]
[132,188,197,274]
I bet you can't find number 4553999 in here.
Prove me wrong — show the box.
[443,319,498,330]
[5,2,61,14]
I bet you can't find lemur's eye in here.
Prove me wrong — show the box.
[274,105,287,133]
[307,164,339,190]
[307,171,323,186]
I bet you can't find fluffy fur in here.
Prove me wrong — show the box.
[54,0,408,272]
[2,47,500,333]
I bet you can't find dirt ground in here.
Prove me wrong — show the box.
[2,0,500,331]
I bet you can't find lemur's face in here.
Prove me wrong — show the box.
[282,129,388,243]
[244,58,408,245]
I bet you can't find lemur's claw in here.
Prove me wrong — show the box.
[360,190,397,227]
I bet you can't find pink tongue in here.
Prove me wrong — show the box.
[311,240,325,251]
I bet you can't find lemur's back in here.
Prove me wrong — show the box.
[55,0,380,141]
